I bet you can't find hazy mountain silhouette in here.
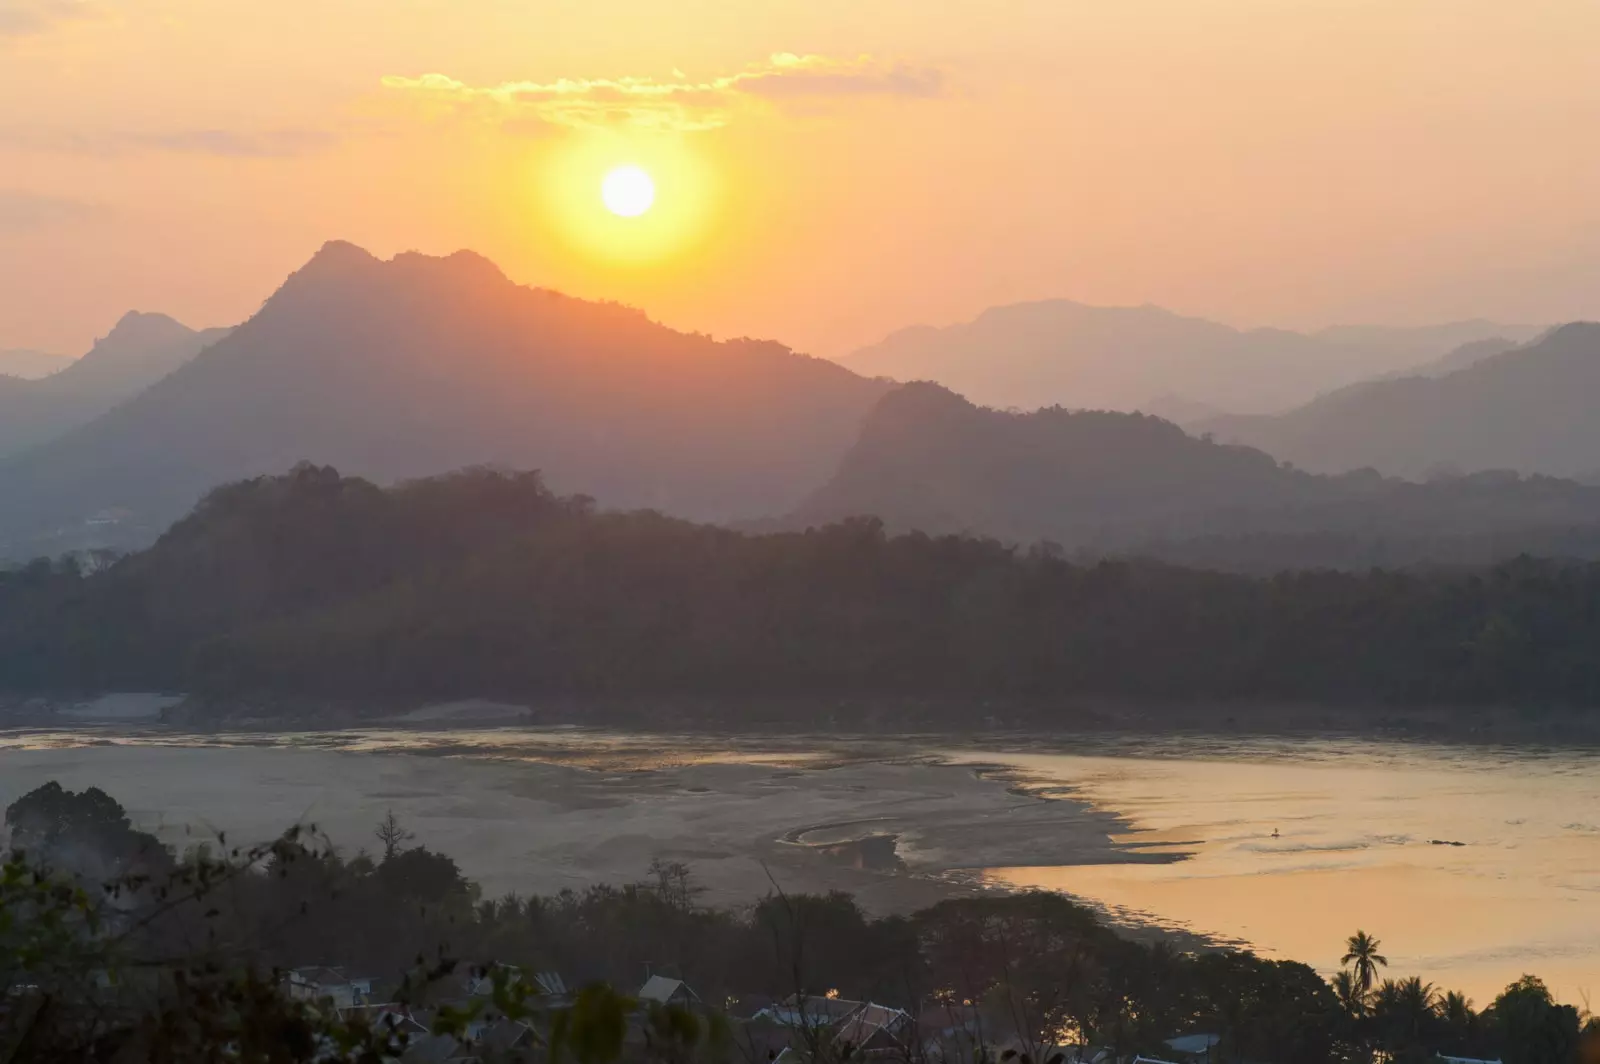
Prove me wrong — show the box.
[0,348,72,380]
[844,301,1539,415]
[1197,323,1600,479]
[0,242,891,557]
[787,382,1600,556]
[1388,335,1521,379]
[0,312,229,459]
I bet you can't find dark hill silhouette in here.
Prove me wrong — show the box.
[786,382,1600,554]
[13,464,1600,709]
[0,242,891,557]
[844,301,1538,415]
[0,312,229,459]
[1197,323,1600,479]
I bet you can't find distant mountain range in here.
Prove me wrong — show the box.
[0,242,891,557]
[0,312,230,460]
[1196,323,1600,480]
[785,382,1600,567]
[3,240,1597,571]
[0,349,73,380]
[844,300,1541,415]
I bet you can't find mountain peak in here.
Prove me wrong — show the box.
[304,239,381,272]
[102,310,192,346]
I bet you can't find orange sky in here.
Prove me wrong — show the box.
[3,0,1600,357]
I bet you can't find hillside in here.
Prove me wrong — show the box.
[9,465,1600,710]
[0,242,891,558]
[0,348,73,380]
[786,382,1600,559]
[1197,323,1600,479]
[843,300,1538,415]
[0,312,228,460]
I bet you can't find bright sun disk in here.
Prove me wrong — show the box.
[601,165,655,217]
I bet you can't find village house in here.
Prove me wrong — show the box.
[637,975,703,1010]
[283,966,377,1009]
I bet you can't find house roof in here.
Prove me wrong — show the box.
[1165,1033,1220,1053]
[834,1003,911,1049]
[638,975,700,1005]
[761,994,867,1026]
[401,1034,463,1064]
[337,1003,428,1035]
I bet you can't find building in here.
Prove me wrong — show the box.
[284,966,377,1009]
[637,975,702,1010]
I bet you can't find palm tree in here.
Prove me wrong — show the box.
[1341,930,1389,994]
[1437,990,1475,1052]
[1439,990,1473,1027]
[1331,970,1367,1018]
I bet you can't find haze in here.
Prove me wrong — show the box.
[5,0,1600,361]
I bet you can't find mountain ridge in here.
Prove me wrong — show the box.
[0,241,892,558]
[0,311,228,461]
[786,380,1600,565]
[1196,322,1600,479]
[845,299,1541,415]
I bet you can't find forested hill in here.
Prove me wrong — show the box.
[786,382,1600,559]
[7,464,1600,710]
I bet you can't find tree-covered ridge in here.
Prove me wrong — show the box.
[787,382,1600,570]
[7,464,1600,708]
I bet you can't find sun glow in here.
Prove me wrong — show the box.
[531,136,720,268]
[602,166,655,217]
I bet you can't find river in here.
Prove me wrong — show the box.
[1,726,1595,1006]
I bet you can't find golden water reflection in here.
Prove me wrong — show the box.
[966,748,1600,1005]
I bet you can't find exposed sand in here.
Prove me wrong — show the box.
[0,733,1162,911]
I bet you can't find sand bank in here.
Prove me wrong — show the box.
[0,732,1165,911]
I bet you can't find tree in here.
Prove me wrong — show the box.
[1370,976,1435,1059]
[375,846,470,905]
[1330,970,1366,1018]
[1487,975,1580,1064]
[1341,931,1388,995]
[374,809,414,861]
[1437,990,1477,1055]
[4,781,168,879]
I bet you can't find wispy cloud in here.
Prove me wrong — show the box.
[0,0,96,37]
[0,126,341,158]
[382,53,944,134]
[0,190,100,231]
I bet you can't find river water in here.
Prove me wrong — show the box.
[954,735,1600,1008]
[2,726,1595,1006]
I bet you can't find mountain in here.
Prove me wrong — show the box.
[39,311,232,400]
[0,349,72,380]
[844,301,1540,415]
[786,382,1600,563]
[1196,323,1600,480]
[1388,335,1521,379]
[0,312,229,459]
[0,242,892,558]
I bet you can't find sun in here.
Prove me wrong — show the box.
[601,165,655,217]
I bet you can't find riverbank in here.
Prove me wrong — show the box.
[13,688,1600,747]
[0,730,1171,918]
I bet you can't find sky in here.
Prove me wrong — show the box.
[3,0,1600,358]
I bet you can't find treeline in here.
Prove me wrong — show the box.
[4,782,1590,1063]
[7,464,1600,708]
